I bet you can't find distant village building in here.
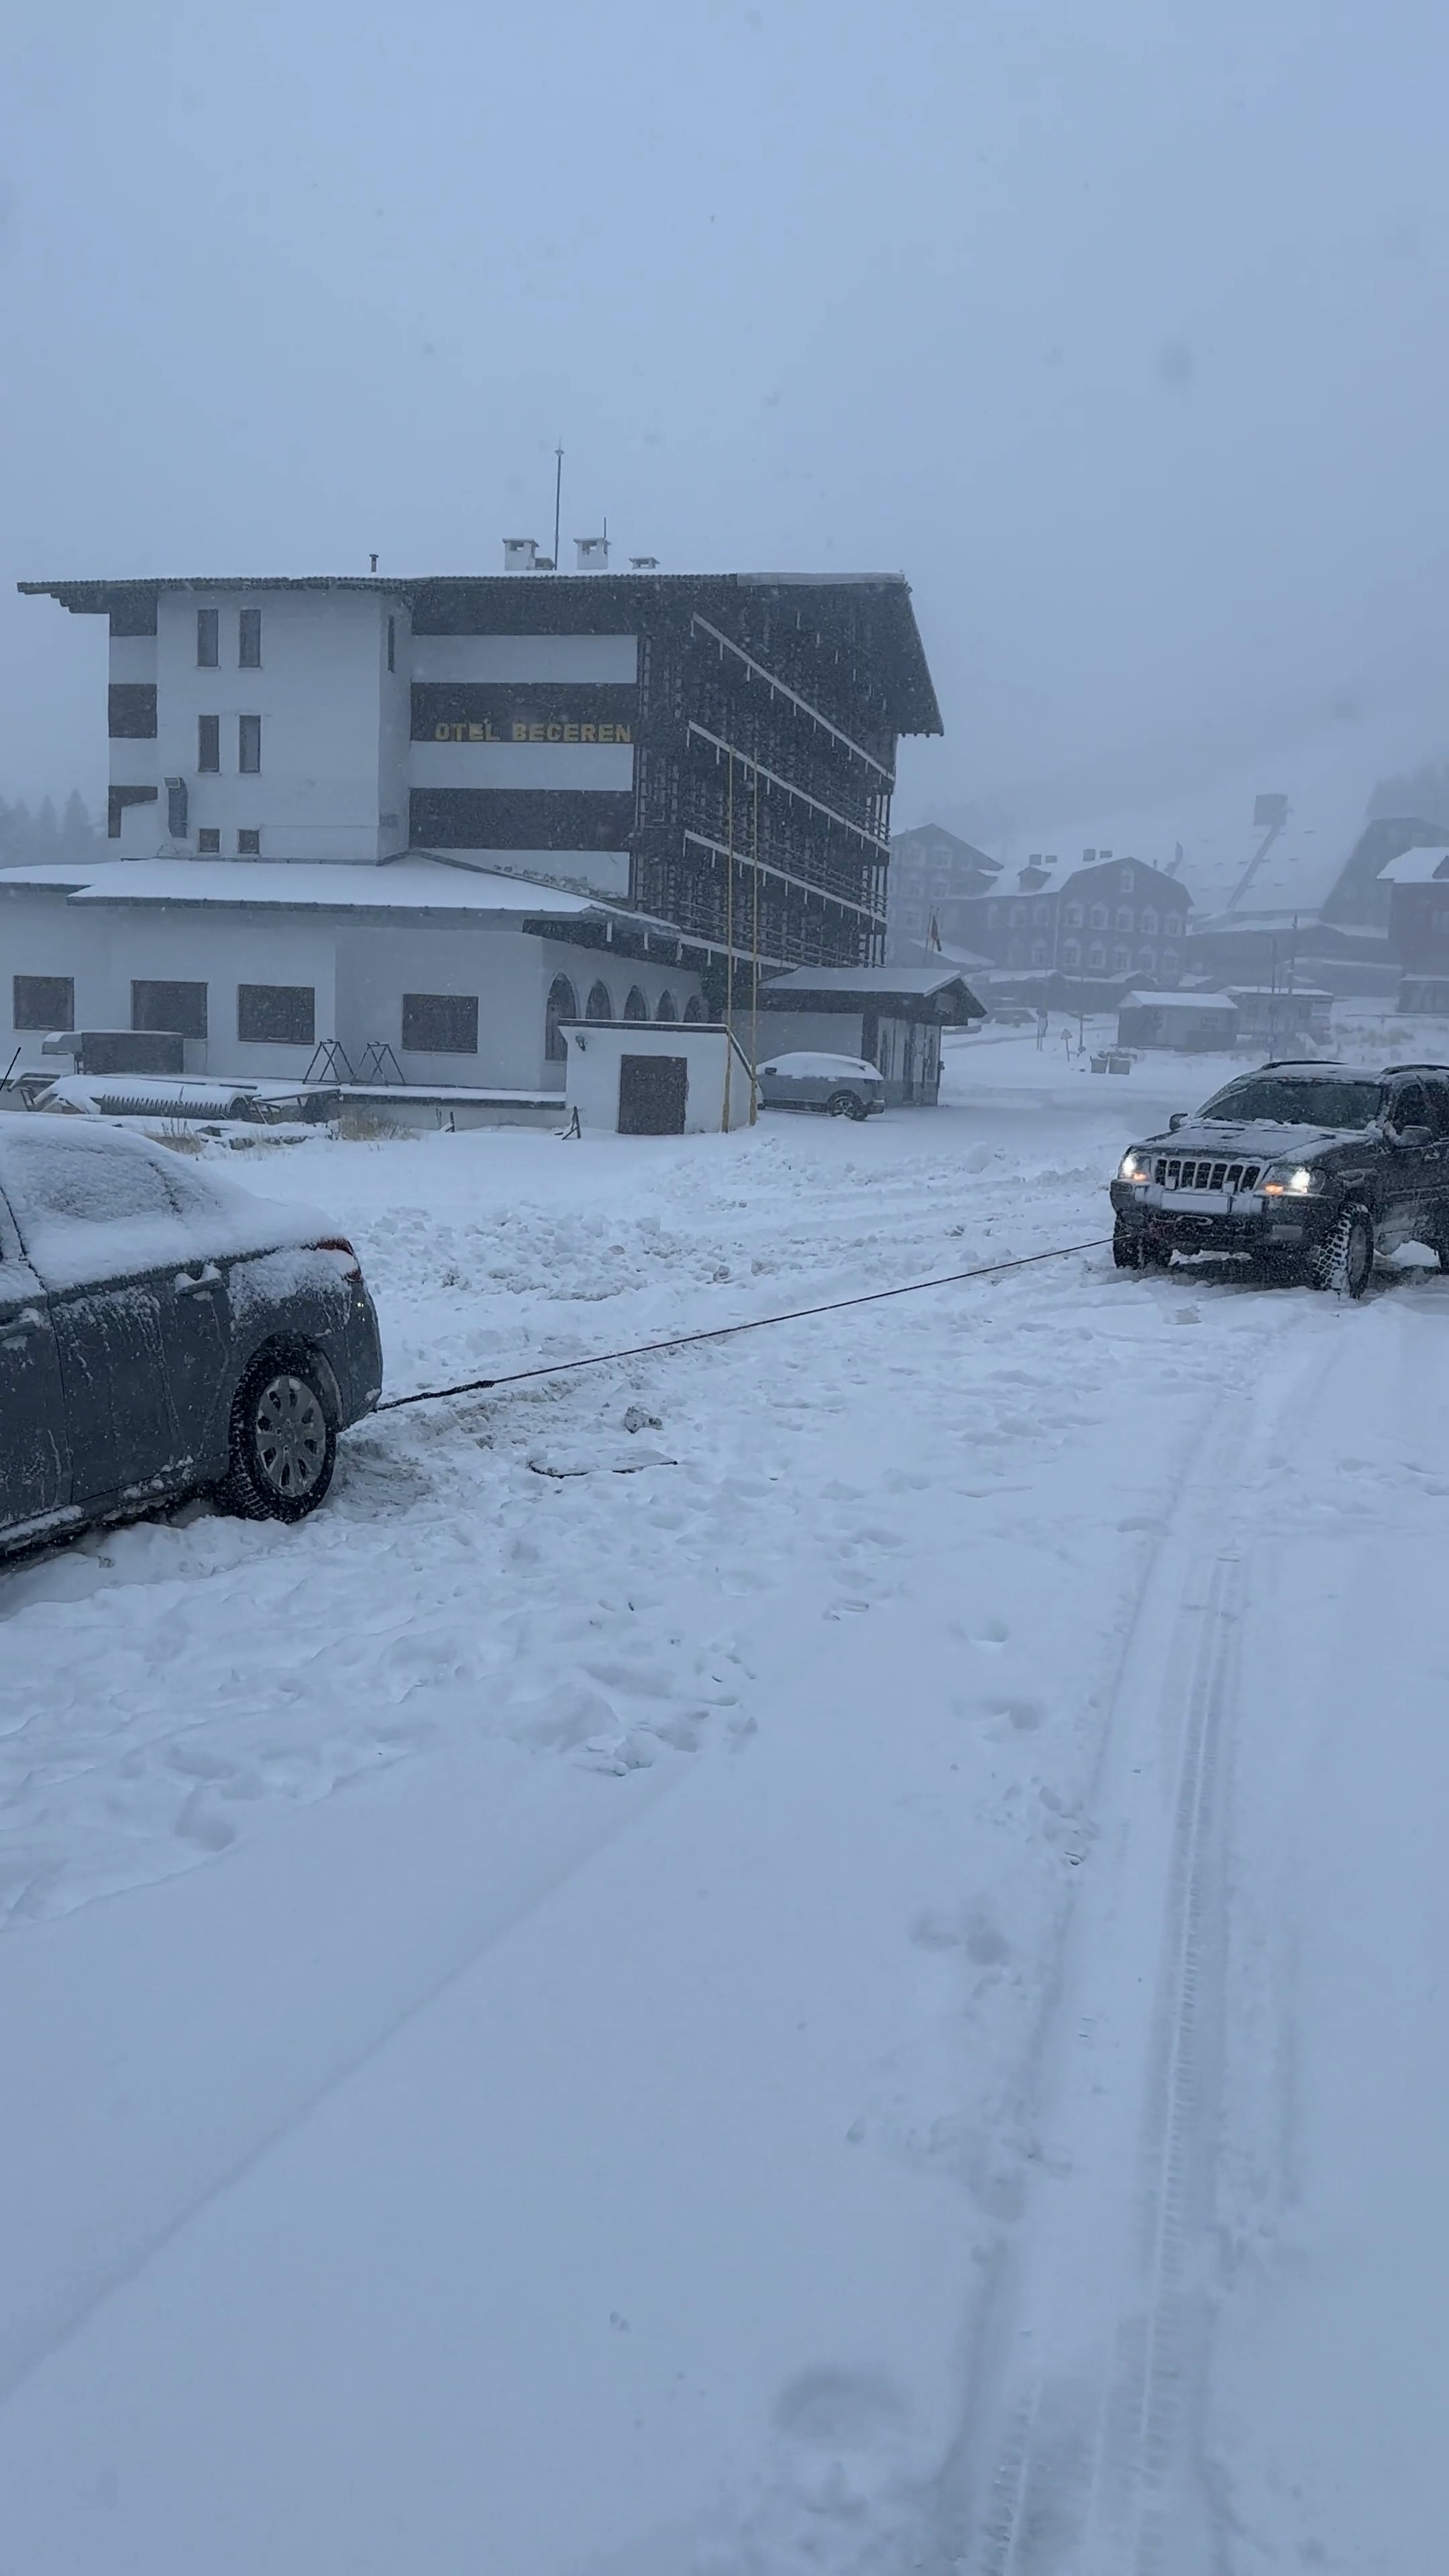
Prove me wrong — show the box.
[6,566,943,1100]
[884,824,1000,963]
[1377,845,1449,1012]
[931,847,1191,1002]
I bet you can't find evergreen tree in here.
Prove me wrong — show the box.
[60,790,96,856]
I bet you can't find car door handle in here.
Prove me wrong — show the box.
[0,1305,46,1342]
[174,1265,223,1294]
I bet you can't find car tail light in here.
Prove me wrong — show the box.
[309,1236,363,1281]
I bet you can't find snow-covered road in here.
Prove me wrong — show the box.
[2,1038,1446,2571]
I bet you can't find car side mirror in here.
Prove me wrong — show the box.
[1395,1122,1433,1148]
[1168,1112,1188,1132]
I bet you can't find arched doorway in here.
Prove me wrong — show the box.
[623,987,648,1021]
[655,990,678,1022]
[545,975,577,1063]
[683,994,705,1023]
[586,980,612,1021]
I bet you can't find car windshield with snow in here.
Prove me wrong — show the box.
[0,1116,382,1554]
[1109,1060,1449,1295]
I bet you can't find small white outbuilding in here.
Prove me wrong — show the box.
[561,1022,756,1135]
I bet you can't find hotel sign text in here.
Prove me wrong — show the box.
[433,719,632,744]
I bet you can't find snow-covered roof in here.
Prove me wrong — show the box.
[0,855,650,926]
[1122,989,1236,1011]
[761,965,983,999]
[1377,847,1449,884]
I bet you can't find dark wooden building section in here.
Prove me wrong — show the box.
[408,573,941,974]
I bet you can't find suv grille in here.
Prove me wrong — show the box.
[1152,1156,1263,1192]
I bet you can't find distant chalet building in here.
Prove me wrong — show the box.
[942,848,1191,992]
[6,566,941,1100]
[19,569,940,975]
[1377,845,1449,1012]
[885,824,1000,963]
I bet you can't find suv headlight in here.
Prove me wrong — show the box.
[1118,1149,1151,1183]
[1261,1163,1324,1196]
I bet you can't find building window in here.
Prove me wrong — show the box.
[1114,946,1132,973]
[1088,943,1106,971]
[1010,903,1027,926]
[1032,902,1049,926]
[586,980,612,1021]
[1091,905,1108,930]
[197,828,221,854]
[1138,947,1157,971]
[400,991,478,1054]
[545,975,576,1061]
[387,615,396,674]
[1164,914,1181,938]
[1116,907,1134,930]
[656,990,678,1021]
[238,983,315,1047]
[1140,908,1158,935]
[197,608,219,668]
[238,607,262,667]
[1061,942,1081,970]
[237,829,260,855]
[238,714,262,773]
[1064,903,1083,928]
[197,714,220,771]
[1120,866,1134,890]
[132,978,207,1039]
[1030,942,1048,967]
[13,973,74,1032]
[683,994,705,1022]
[623,987,648,1020]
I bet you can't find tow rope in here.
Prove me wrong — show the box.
[376,1235,1113,1413]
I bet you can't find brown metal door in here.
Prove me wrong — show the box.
[618,1054,688,1134]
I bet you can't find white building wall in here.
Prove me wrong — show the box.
[147,588,398,865]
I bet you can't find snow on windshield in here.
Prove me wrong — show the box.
[1198,1077,1381,1129]
[0,1124,320,1292]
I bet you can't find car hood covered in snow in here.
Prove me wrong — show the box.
[1136,1118,1373,1160]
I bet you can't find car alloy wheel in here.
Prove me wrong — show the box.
[222,1353,337,1521]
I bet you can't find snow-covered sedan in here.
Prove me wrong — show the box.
[0,1117,382,1558]
[755,1052,886,1120]
[1110,1059,1449,1294]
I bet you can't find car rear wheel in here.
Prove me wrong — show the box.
[826,1089,868,1121]
[221,1352,337,1521]
[1309,1202,1375,1299]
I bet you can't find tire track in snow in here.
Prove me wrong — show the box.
[933,1322,1340,2576]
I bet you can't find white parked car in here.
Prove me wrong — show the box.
[755,1053,886,1120]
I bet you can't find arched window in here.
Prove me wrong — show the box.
[655,990,678,1022]
[586,980,612,1021]
[683,994,705,1022]
[1087,943,1106,971]
[1061,941,1081,969]
[545,974,576,1061]
[623,986,648,1021]
[1138,947,1157,972]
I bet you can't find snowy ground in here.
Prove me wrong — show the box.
[2,1022,1447,2571]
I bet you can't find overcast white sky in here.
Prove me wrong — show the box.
[2,0,1446,861]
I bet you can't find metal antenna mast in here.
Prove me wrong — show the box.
[552,446,564,572]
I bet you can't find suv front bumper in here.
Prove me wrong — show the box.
[1109,1178,1333,1258]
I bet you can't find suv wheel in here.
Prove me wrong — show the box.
[1113,1216,1146,1270]
[826,1089,867,1121]
[221,1352,337,1521]
[1309,1202,1375,1299]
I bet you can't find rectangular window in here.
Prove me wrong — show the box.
[402,991,480,1054]
[107,683,158,739]
[197,828,221,854]
[13,973,74,1032]
[237,828,260,856]
[238,607,262,667]
[238,714,261,773]
[197,713,220,771]
[197,608,219,667]
[237,983,315,1047]
[387,614,396,674]
[132,978,208,1039]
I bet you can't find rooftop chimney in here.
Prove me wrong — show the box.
[503,537,539,572]
[630,555,659,570]
[574,535,609,571]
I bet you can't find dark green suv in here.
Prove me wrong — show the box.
[1108,1061,1449,1296]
